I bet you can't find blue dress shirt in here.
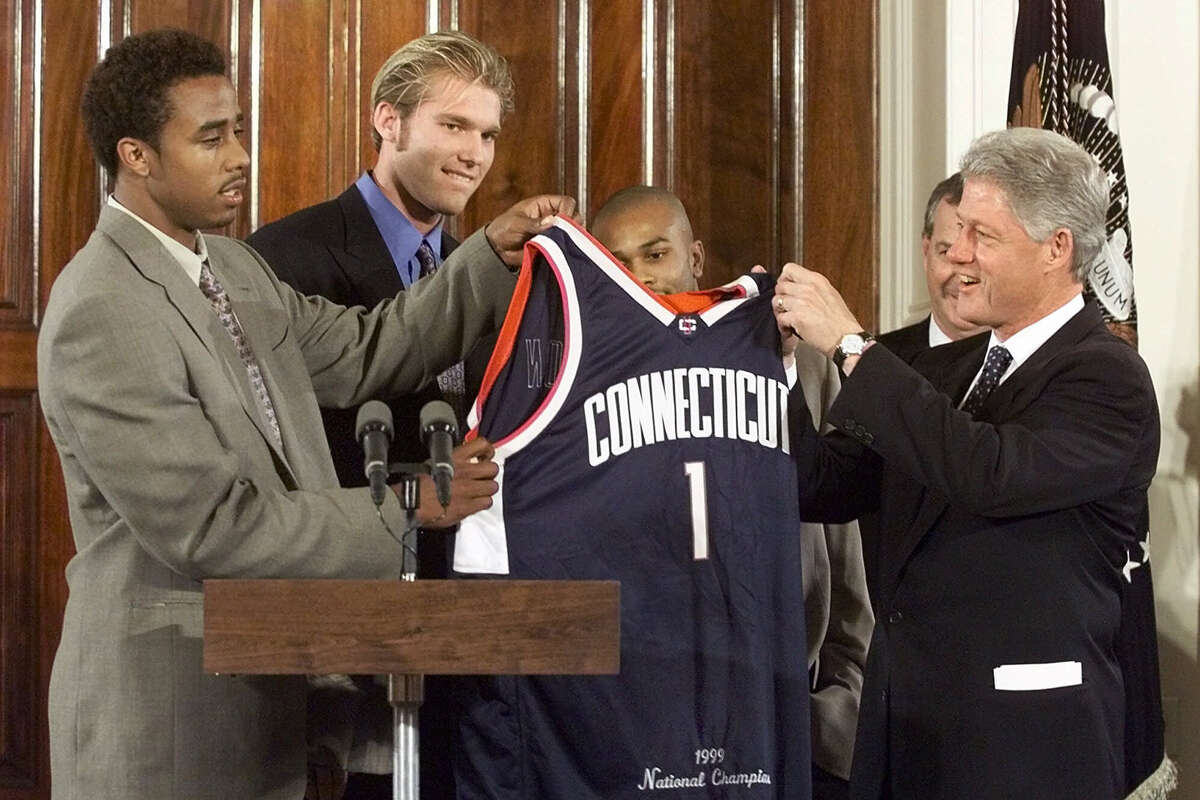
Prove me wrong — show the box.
[354,171,443,287]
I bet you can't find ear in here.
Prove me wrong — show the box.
[1045,227,1074,275]
[372,101,402,147]
[920,234,931,260]
[690,239,706,278]
[115,136,153,178]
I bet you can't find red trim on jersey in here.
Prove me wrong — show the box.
[490,244,574,449]
[555,216,748,313]
[466,246,538,443]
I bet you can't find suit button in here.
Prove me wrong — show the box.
[881,688,889,702]
[888,610,903,624]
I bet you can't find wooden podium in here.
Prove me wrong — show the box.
[203,579,620,798]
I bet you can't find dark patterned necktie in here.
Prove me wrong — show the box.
[416,240,438,279]
[961,344,1013,417]
[416,241,468,424]
[198,259,284,450]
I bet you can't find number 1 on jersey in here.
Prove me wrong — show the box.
[684,461,709,560]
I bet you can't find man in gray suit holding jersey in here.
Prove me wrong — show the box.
[38,28,572,800]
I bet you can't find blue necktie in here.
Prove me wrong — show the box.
[961,345,1013,417]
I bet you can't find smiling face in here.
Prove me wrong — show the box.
[922,198,987,340]
[591,198,704,295]
[947,177,1077,340]
[372,72,502,231]
[117,75,248,247]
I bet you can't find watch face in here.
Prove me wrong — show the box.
[833,331,873,368]
[841,334,866,354]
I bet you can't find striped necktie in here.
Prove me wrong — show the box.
[198,259,283,450]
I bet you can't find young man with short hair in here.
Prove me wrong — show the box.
[248,31,523,799]
[40,28,569,800]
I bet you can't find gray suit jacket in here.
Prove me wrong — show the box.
[792,342,874,781]
[38,206,515,800]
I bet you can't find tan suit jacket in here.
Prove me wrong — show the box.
[793,342,874,781]
[38,206,515,800]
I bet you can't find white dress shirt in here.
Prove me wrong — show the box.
[107,195,208,285]
[960,293,1085,403]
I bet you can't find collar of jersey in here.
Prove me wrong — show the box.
[549,216,761,322]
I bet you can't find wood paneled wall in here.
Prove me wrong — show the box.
[0,2,874,796]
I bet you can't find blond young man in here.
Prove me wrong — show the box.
[248,32,520,800]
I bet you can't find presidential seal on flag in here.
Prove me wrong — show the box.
[1008,0,1138,348]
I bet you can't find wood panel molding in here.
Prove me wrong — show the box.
[0,394,40,788]
[452,0,568,237]
[587,0,641,216]
[647,0,675,188]
[803,0,878,330]
[0,0,37,330]
[777,0,804,271]
[673,1,781,287]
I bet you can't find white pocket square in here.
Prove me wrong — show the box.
[993,661,1082,691]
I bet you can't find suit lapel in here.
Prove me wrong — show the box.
[100,208,297,478]
[974,302,1102,422]
[99,206,223,358]
[335,185,405,305]
[885,308,1101,576]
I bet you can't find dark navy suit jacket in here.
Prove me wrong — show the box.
[795,303,1159,799]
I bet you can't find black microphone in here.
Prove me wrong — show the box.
[420,401,458,508]
[355,400,393,507]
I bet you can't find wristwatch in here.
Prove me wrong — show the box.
[832,331,875,369]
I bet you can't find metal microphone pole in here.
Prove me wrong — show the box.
[389,469,423,800]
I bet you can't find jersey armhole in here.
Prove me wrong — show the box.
[466,234,579,457]
[466,248,538,440]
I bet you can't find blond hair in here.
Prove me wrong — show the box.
[370,31,515,151]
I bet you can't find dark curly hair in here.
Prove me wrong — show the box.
[82,28,226,174]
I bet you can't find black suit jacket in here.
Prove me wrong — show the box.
[875,316,931,365]
[248,184,496,483]
[860,320,988,603]
[796,302,1160,799]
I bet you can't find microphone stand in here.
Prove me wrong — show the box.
[385,460,432,800]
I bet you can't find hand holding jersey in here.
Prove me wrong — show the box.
[749,263,802,366]
[772,262,871,372]
[485,194,578,266]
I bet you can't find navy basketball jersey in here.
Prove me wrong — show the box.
[454,218,811,799]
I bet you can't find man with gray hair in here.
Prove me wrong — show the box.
[248,30,516,800]
[773,127,1160,798]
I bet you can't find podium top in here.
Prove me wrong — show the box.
[203,579,619,676]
